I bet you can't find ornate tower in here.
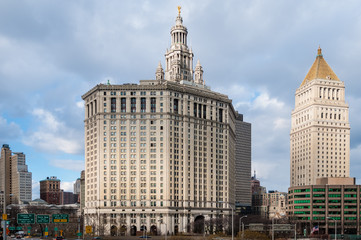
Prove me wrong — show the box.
[155,61,164,80]
[164,7,195,82]
[194,60,204,84]
[290,47,350,187]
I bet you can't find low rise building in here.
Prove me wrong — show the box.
[288,177,360,235]
[263,191,287,219]
[40,176,61,205]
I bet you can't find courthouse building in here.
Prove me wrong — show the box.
[288,48,358,235]
[290,47,350,187]
[82,10,251,236]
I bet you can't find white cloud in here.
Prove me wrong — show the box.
[61,181,75,192]
[76,101,83,109]
[32,180,40,200]
[23,108,83,154]
[251,92,285,111]
[273,117,290,130]
[50,159,84,171]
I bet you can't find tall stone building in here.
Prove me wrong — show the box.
[82,9,249,236]
[11,152,32,203]
[290,47,350,187]
[0,144,12,209]
[80,170,85,210]
[235,114,251,210]
[0,144,32,209]
[40,176,62,205]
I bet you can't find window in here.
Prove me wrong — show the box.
[141,98,146,112]
[121,98,126,112]
[131,98,136,112]
[111,98,116,112]
[151,98,156,113]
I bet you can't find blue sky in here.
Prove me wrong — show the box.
[1,0,361,199]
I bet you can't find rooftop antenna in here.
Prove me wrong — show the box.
[107,79,110,85]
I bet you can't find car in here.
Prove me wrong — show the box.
[56,236,64,240]
[92,237,102,240]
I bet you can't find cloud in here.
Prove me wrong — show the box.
[251,92,285,111]
[1,0,361,194]
[32,180,40,200]
[230,89,292,191]
[61,181,75,192]
[76,101,84,109]
[50,159,84,171]
[0,115,23,143]
[23,108,83,154]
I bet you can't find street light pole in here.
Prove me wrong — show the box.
[272,218,274,240]
[239,215,247,240]
[231,206,234,240]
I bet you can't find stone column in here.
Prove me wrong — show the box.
[126,214,131,235]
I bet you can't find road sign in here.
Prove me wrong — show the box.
[17,214,35,224]
[85,226,92,234]
[37,215,50,224]
[54,227,58,231]
[2,214,7,220]
[16,227,22,230]
[52,214,68,223]
[9,227,15,231]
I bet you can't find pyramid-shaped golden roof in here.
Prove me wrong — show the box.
[300,47,339,86]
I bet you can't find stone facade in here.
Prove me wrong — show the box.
[0,144,32,207]
[82,10,248,236]
[11,152,32,203]
[235,114,251,208]
[290,48,350,187]
[40,176,62,205]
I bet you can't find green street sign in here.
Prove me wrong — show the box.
[27,226,31,230]
[54,227,58,231]
[9,227,15,230]
[37,215,50,224]
[77,232,82,236]
[16,227,22,230]
[52,214,68,223]
[17,214,35,224]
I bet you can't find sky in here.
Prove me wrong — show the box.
[1,0,361,199]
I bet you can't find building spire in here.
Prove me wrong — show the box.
[164,8,194,82]
[155,61,164,80]
[317,45,322,57]
[300,47,339,86]
[194,60,204,85]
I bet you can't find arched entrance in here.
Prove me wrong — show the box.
[150,225,157,235]
[140,225,147,235]
[174,225,179,235]
[120,225,127,236]
[110,225,117,236]
[130,225,137,236]
[193,215,205,234]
